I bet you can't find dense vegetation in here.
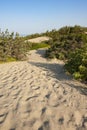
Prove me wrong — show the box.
[0,29,30,62]
[65,45,87,82]
[46,26,87,82]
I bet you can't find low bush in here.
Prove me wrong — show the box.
[65,45,87,82]
[0,30,30,62]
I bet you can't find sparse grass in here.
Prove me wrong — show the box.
[30,42,50,50]
[0,57,17,64]
[6,57,17,62]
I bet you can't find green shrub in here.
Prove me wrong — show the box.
[65,44,87,82]
[73,72,81,79]
[0,30,30,62]
[46,26,87,60]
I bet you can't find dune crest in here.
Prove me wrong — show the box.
[25,36,51,43]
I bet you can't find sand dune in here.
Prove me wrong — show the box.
[0,48,87,130]
[25,36,51,43]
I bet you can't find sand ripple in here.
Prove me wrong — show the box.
[0,49,87,130]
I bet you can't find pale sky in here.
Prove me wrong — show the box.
[0,0,87,35]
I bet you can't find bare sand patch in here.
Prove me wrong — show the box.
[0,48,87,130]
[25,36,51,43]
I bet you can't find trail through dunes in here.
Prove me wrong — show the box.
[0,48,87,130]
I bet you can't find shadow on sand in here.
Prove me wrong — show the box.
[66,82,87,96]
[28,49,87,96]
[29,61,87,96]
[36,49,47,58]
[29,61,72,81]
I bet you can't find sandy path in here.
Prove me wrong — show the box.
[0,48,87,130]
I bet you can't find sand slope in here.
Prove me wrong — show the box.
[25,36,50,43]
[0,49,87,130]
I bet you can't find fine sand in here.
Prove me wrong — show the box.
[25,36,50,43]
[0,48,87,130]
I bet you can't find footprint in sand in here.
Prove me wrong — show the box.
[38,120,50,130]
[0,49,87,130]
